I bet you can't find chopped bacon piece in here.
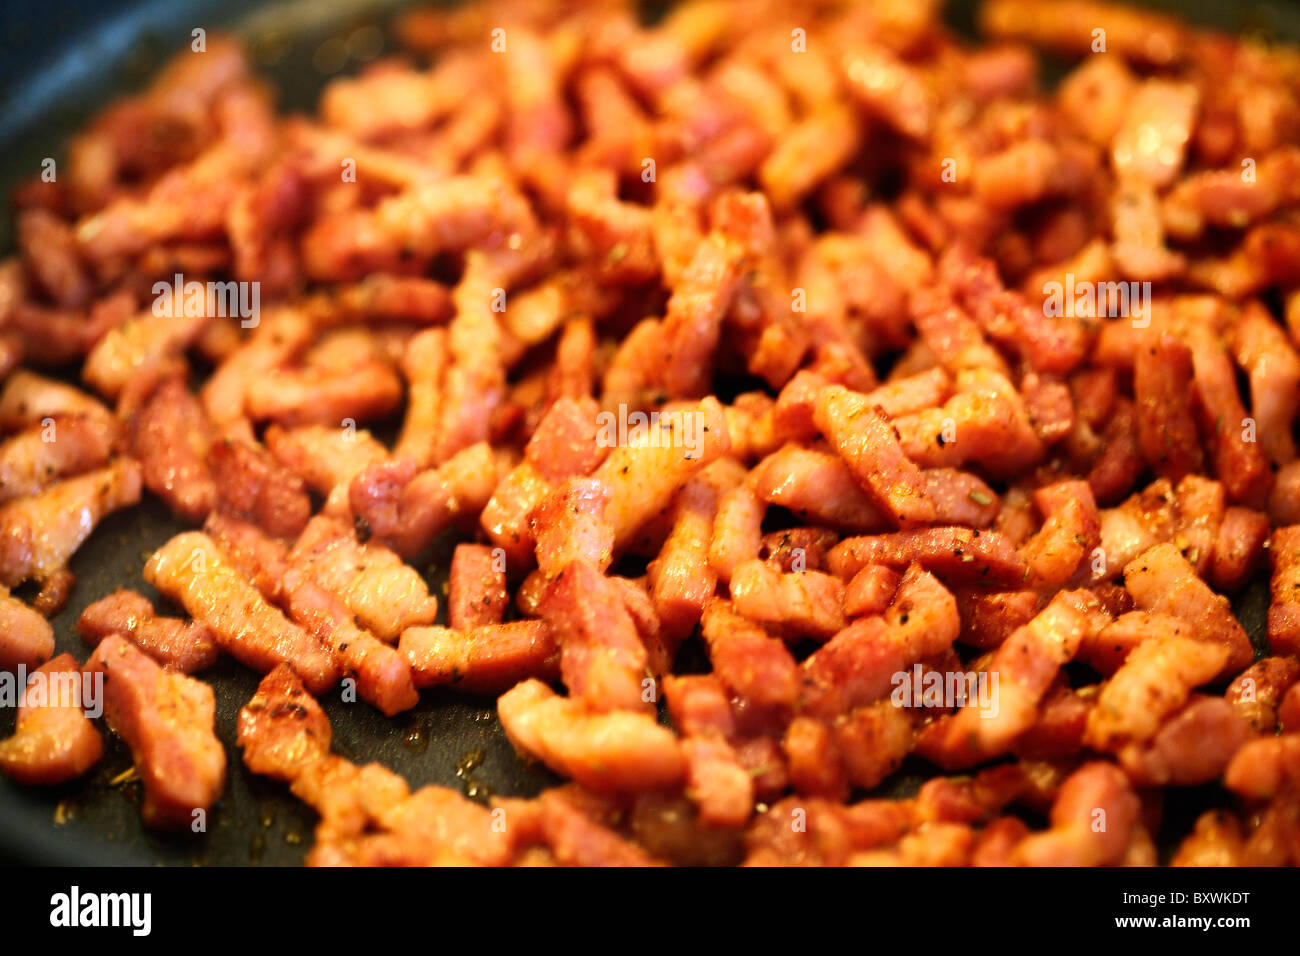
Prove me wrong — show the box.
[0,590,55,670]
[1085,632,1230,751]
[144,531,338,693]
[0,459,141,587]
[88,635,225,829]
[1133,335,1203,482]
[0,653,102,786]
[801,566,959,720]
[1209,506,1269,593]
[400,621,558,693]
[1119,696,1252,786]
[237,663,332,782]
[131,376,217,523]
[918,590,1109,769]
[813,385,935,527]
[681,735,754,827]
[1012,762,1139,867]
[1227,656,1300,734]
[1123,543,1253,675]
[209,438,311,539]
[844,564,902,618]
[448,543,508,630]
[289,516,439,642]
[1268,526,1300,657]
[0,415,114,505]
[730,559,845,640]
[498,679,686,792]
[78,589,218,673]
[538,559,648,713]
[752,446,887,533]
[829,527,1027,587]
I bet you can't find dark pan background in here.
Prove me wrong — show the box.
[0,0,1293,865]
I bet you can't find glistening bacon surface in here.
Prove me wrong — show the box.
[6,0,1300,865]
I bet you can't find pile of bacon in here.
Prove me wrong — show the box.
[2,0,1300,866]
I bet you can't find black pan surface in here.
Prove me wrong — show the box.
[0,0,1293,865]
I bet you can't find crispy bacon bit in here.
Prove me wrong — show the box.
[0,590,55,670]
[401,621,558,693]
[145,531,338,693]
[78,589,218,673]
[289,516,439,642]
[88,635,225,829]
[1268,526,1300,657]
[1124,543,1253,675]
[0,415,114,505]
[498,679,686,792]
[829,527,1027,587]
[237,663,332,782]
[0,653,102,786]
[131,376,217,523]
[0,459,141,587]
[1013,762,1139,866]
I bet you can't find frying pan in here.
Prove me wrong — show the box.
[0,0,1290,866]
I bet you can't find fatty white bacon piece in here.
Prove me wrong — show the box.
[88,635,225,829]
[498,679,686,793]
[1012,762,1139,867]
[588,396,731,552]
[917,590,1109,770]
[264,422,388,517]
[144,531,338,693]
[288,515,439,643]
[1227,657,1300,733]
[0,370,117,435]
[800,566,959,720]
[131,375,217,523]
[729,558,846,640]
[1268,525,1300,657]
[0,414,113,504]
[78,589,218,674]
[1123,543,1253,675]
[0,653,103,786]
[829,526,1027,588]
[0,589,55,670]
[1076,610,1183,676]
[0,458,141,587]
[400,621,558,693]
[348,442,498,558]
[1084,631,1230,751]
[1118,696,1252,786]
[813,384,935,526]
